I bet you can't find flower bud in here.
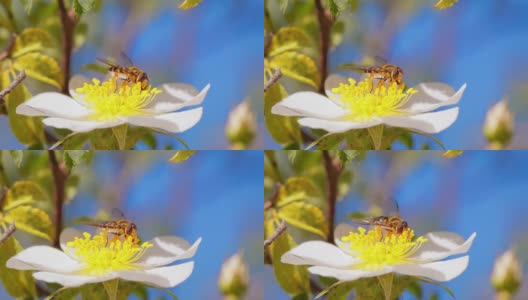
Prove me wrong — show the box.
[491,249,523,296]
[226,100,256,150]
[218,251,249,299]
[483,99,514,149]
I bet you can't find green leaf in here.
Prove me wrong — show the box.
[268,27,311,57]
[269,51,319,88]
[277,176,320,207]
[20,0,33,13]
[4,205,52,240]
[325,281,355,300]
[316,133,344,150]
[328,0,340,18]
[178,0,203,9]
[79,283,107,299]
[9,150,23,167]
[65,174,80,203]
[64,150,91,171]
[169,150,197,163]
[367,124,384,150]
[6,83,45,145]
[4,180,47,209]
[337,150,360,166]
[0,237,36,298]
[112,124,128,150]
[406,128,446,150]
[73,0,96,16]
[354,277,385,300]
[278,202,328,238]
[271,232,310,295]
[434,0,458,9]
[264,83,301,144]
[12,28,53,57]
[103,279,119,299]
[13,52,62,88]
[414,276,455,298]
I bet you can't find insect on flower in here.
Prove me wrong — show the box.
[97,52,150,90]
[350,198,409,236]
[340,56,405,89]
[79,208,139,245]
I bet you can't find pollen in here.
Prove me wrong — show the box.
[331,78,418,122]
[340,226,427,270]
[66,232,153,276]
[75,78,162,121]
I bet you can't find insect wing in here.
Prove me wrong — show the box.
[111,208,127,220]
[338,62,368,72]
[374,55,388,65]
[96,57,118,67]
[120,51,135,66]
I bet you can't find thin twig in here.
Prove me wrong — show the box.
[57,0,77,95]
[0,69,26,114]
[0,34,16,61]
[264,32,274,56]
[322,150,342,243]
[0,223,16,244]
[264,67,282,93]
[264,183,282,211]
[264,219,287,247]
[0,185,7,208]
[48,150,69,248]
[314,0,333,94]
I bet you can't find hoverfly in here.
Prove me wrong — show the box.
[340,56,404,89]
[350,197,409,235]
[80,208,139,244]
[97,52,150,90]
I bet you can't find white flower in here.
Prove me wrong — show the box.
[282,223,476,283]
[272,75,466,134]
[491,249,523,294]
[16,75,210,133]
[483,98,514,148]
[218,251,249,297]
[226,100,257,149]
[7,228,202,288]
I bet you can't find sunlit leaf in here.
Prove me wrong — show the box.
[64,150,91,171]
[443,150,463,158]
[264,83,301,145]
[4,180,47,209]
[268,27,311,57]
[0,237,37,298]
[9,150,23,167]
[169,150,197,163]
[13,52,62,88]
[12,28,53,57]
[277,176,320,207]
[434,0,458,10]
[73,0,96,17]
[278,202,328,238]
[178,0,203,10]
[6,83,45,145]
[4,205,52,240]
[325,281,355,300]
[269,51,319,88]
[271,232,310,295]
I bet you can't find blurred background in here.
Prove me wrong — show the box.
[265,0,528,149]
[0,0,263,149]
[0,150,263,299]
[265,150,528,299]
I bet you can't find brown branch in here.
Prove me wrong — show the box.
[314,0,334,94]
[264,219,287,248]
[264,67,282,93]
[0,185,7,208]
[48,151,69,248]
[57,0,77,95]
[0,69,26,114]
[322,150,342,243]
[0,34,16,61]
[0,223,16,244]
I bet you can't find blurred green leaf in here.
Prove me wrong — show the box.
[169,150,197,163]
[9,150,23,167]
[269,51,319,88]
[268,27,311,57]
[434,0,458,9]
[0,237,36,298]
[178,0,203,9]
[20,0,33,13]
[277,176,320,207]
[73,0,96,17]
[316,133,344,150]
[271,232,310,295]
[65,174,80,204]
[14,52,62,88]
[4,180,47,209]
[264,83,301,145]
[4,205,52,240]
[278,201,328,238]
[6,83,45,145]
[12,28,53,57]
[325,281,355,300]
[64,150,91,171]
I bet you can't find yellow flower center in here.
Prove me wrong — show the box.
[340,226,427,270]
[331,78,418,122]
[75,78,162,121]
[66,231,153,276]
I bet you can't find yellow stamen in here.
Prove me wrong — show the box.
[75,78,162,121]
[340,226,427,270]
[331,78,418,122]
[66,232,153,276]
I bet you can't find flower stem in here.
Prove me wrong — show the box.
[48,150,69,248]
[103,278,119,300]
[322,150,342,243]
[112,124,128,150]
[378,273,394,300]
[368,124,384,150]
[314,0,333,94]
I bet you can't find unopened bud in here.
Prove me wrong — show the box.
[483,99,514,149]
[491,249,522,296]
[226,101,256,150]
[218,251,249,299]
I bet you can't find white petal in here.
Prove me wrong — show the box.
[402,83,466,113]
[16,92,91,119]
[334,223,359,255]
[308,266,391,281]
[381,107,459,134]
[281,241,359,268]
[410,232,476,263]
[298,117,381,133]
[325,74,348,102]
[135,237,202,268]
[42,117,124,133]
[118,261,194,288]
[6,246,83,273]
[68,75,90,102]
[393,256,469,282]
[271,92,348,119]
[33,272,115,288]
[124,108,202,133]
[144,83,210,113]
